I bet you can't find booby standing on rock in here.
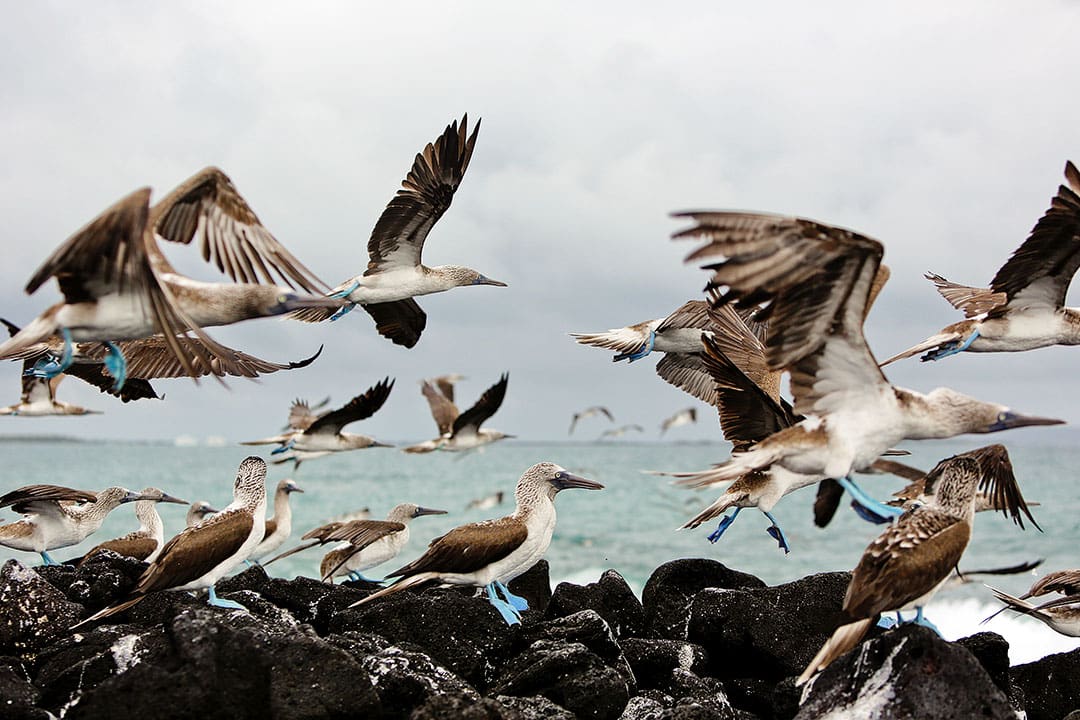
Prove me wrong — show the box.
[249,479,304,564]
[403,374,513,453]
[0,484,151,565]
[883,161,1080,365]
[186,500,219,528]
[351,462,603,625]
[75,456,269,625]
[289,115,506,347]
[78,487,188,564]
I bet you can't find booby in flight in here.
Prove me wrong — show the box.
[985,569,1080,636]
[466,491,505,511]
[0,167,339,390]
[75,456,269,625]
[249,479,304,564]
[660,407,697,435]
[0,484,152,564]
[289,115,506,347]
[600,424,644,440]
[402,373,512,453]
[568,406,614,435]
[883,161,1080,365]
[351,462,603,625]
[77,487,188,564]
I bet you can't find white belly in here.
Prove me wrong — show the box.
[347,269,447,304]
[58,296,156,341]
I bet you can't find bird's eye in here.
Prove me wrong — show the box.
[277,294,288,304]
[998,412,1008,422]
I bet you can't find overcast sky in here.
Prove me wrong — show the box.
[0,2,1078,444]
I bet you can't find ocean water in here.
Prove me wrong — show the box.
[2,436,1078,665]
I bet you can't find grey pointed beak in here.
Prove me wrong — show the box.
[986,412,1065,433]
[159,492,189,505]
[123,490,146,503]
[474,275,508,287]
[414,507,448,518]
[289,486,305,494]
[551,471,604,491]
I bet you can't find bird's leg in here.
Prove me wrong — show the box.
[28,328,75,379]
[39,550,58,566]
[706,507,742,543]
[837,476,903,524]
[102,342,127,391]
[911,606,942,635]
[328,280,360,321]
[762,511,791,554]
[347,571,379,583]
[271,438,297,455]
[921,328,981,362]
[207,585,247,611]
[876,613,898,629]
[614,330,656,363]
[494,580,529,612]
[485,582,522,625]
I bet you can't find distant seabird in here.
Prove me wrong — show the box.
[249,479,304,564]
[76,456,269,624]
[0,167,339,389]
[568,406,614,435]
[401,376,463,453]
[186,500,219,528]
[351,462,603,625]
[402,373,512,453]
[466,491,505,511]
[78,487,188,564]
[600,424,644,440]
[986,570,1080,636]
[882,161,1080,365]
[660,407,697,435]
[797,447,1034,684]
[669,210,1063,496]
[0,370,101,417]
[245,379,395,469]
[0,484,150,565]
[289,115,506,347]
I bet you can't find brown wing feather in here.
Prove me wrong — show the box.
[925,272,1006,318]
[362,298,427,348]
[812,478,845,528]
[655,300,712,332]
[82,536,158,563]
[452,373,508,436]
[135,511,254,594]
[1030,570,1080,598]
[323,520,405,547]
[81,337,323,380]
[421,380,459,436]
[387,516,527,578]
[0,484,97,513]
[655,352,717,406]
[306,378,394,435]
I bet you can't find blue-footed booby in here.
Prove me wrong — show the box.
[467,491,505,511]
[600,424,644,440]
[660,407,697,435]
[350,462,603,625]
[668,210,1063,494]
[985,570,1080,636]
[568,406,614,435]
[289,115,506,347]
[249,479,304,564]
[185,500,219,528]
[75,456,269,625]
[248,379,395,469]
[0,485,151,564]
[797,446,1033,684]
[883,161,1080,365]
[77,487,188,564]
[0,369,101,417]
[0,167,340,390]
[402,373,512,453]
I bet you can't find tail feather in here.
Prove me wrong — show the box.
[797,618,873,686]
[70,594,146,630]
[288,306,337,324]
[263,539,320,567]
[239,435,292,446]
[983,585,1037,624]
[347,572,440,609]
[681,493,744,530]
[652,460,750,489]
[879,332,962,367]
[0,314,58,361]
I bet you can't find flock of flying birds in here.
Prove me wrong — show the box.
[0,110,1077,684]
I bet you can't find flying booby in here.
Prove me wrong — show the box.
[985,569,1080,636]
[0,484,151,564]
[248,379,395,469]
[568,406,614,435]
[186,500,219,527]
[249,479,304,564]
[883,161,1080,365]
[467,491,505,511]
[0,369,101,417]
[351,462,603,625]
[77,487,188,564]
[668,210,1063,500]
[289,115,506,347]
[600,424,644,440]
[0,167,340,390]
[797,446,1034,684]
[75,456,269,625]
[402,373,512,453]
[660,407,697,435]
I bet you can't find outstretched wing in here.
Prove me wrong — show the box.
[362,298,427,348]
[0,484,97,515]
[452,373,508,436]
[925,272,1006,318]
[306,378,394,435]
[421,379,459,436]
[80,338,323,380]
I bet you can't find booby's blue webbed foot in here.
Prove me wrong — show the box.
[271,438,297,455]
[912,606,941,635]
[706,507,742,543]
[207,585,247,611]
[28,328,75,379]
[330,302,357,321]
[329,280,360,299]
[347,571,380,583]
[102,342,127,391]
[614,330,656,363]
[494,580,529,612]
[485,583,522,625]
[876,614,897,629]
[39,551,58,566]
[838,476,903,525]
[763,511,791,554]
[921,328,981,362]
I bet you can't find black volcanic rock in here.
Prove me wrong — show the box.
[64,552,146,612]
[494,694,576,719]
[1011,646,1080,720]
[215,564,270,595]
[361,645,479,719]
[409,694,516,719]
[520,610,635,693]
[796,624,1016,720]
[622,638,709,693]
[507,560,553,618]
[956,632,1014,701]
[0,559,83,654]
[0,656,47,720]
[258,576,366,633]
[642,559,767,640]
[546,569,645,638]
[261,631,381,718]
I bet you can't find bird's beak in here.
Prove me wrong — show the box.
[474,275,508,287]
[552,471,604,491]
[159,492,189,505]
[414,507,448,517]
[202,505,221,515]
[123,490,147,503]
[290,486,305,494]
[986,412,1065,433]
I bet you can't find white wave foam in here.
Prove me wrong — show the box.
[931,598,1080,665]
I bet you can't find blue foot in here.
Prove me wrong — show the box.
[912,607,941,635]
[28,328,74,379]
[102,342,127,391]
[271,438,297,455]
[494,580,529,612]
[763,511,791,554]
[347,571,379,583]
[838,476,903,524]
[706,507,742,543]
[329,280,360,299]
[330,302,357,321]
[922,328,981,362]
[485,583,522,625]
[614,330,656,363]
[876,614,898,629]
[40,551,58,566]
[207,585,247,611]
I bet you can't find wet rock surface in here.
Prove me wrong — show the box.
[0,555,1066,719]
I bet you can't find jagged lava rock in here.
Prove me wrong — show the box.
[361,645,480,719]
[408,694,518,719]
[0,559,83,655]
[687,571,850,680]
[796,624,1016,720]
[64,551,146,611]
[1011,646,1080,720]
[546,569,644,638]
[955,632,1015,702]
[620,638,709,693]
[215,564,270,595]
[494,695,576,719]
[258,576,366,634]
[0,656,48,720]
[642,559,767,640]
[520,610,636,693]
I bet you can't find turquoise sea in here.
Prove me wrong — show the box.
[2,435,1078,665]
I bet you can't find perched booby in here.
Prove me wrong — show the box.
[186,500,219,528]
[568,406,614,435]
[0,484,150,564]
[0,168,339,390]
[985,570,1080,636]
[75,456,269,625]
[402,373,513,453]
[249,479,304,563]
[351,462,603,625]
[600,424,644,440]
[882,161,1080,365]
[77,487,188,564]
[466,491,505,511]
[668,210,1063,499]
[269,503,447,583]
[660,407,697,435]
[248,379,395,469]
[289,115,506,347]
[797,447,1032,684]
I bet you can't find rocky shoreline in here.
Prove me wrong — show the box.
[1,555,1078,720]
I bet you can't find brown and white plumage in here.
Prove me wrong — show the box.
[659,407,697,435]
[77,487,188,564]
[250,479,304,562]
[984,568,1080,634]
[568,406,614,435]
[185,500,219,528]
[403,373,512,453]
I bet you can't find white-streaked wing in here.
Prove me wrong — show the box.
[570,320,660,356]
[925,272,1006,318]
